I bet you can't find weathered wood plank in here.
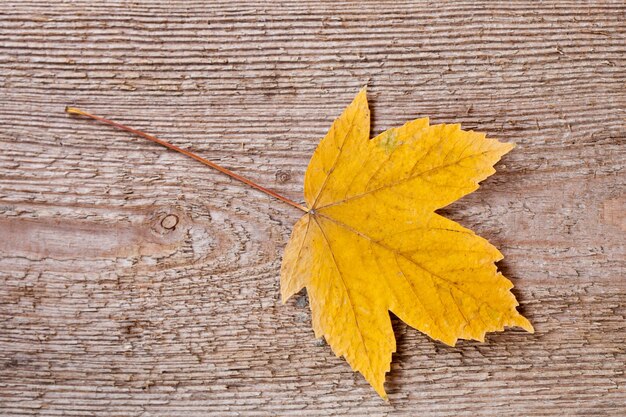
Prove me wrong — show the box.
[1,1,624,415]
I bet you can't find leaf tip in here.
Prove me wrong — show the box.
[519,316,535,334]
[279,285,296,305]
[356,85,368,100]
[372,382,388,401]
[508,311,534,334]
[500,141,516,155]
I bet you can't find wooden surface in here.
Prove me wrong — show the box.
[1,1,625,415]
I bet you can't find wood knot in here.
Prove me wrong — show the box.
[275,170,291,184]
[160,214,179,230]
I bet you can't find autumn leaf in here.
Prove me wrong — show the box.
[280,88,533,399]
[66,89,533,400]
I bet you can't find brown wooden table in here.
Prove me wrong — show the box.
[1,1,624,415]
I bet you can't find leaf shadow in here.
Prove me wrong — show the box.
[385,312,406,398]
[495,258,533,320]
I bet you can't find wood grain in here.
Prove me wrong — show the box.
[1,1,624,415]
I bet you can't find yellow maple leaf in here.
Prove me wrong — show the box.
[281,88,533,399]
[66,90,534,400]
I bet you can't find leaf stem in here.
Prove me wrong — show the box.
[65,106,309,213]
